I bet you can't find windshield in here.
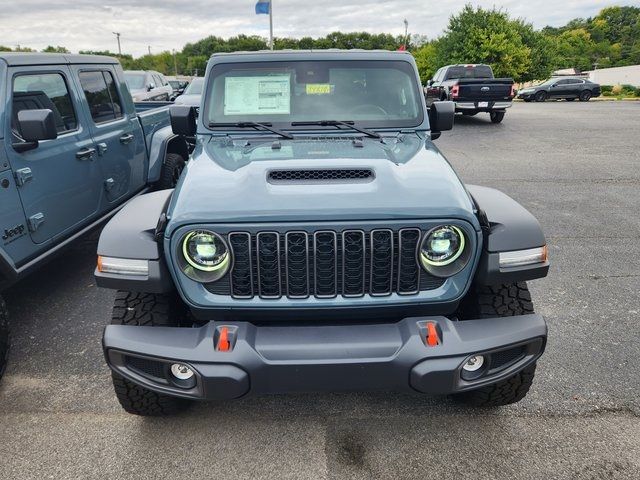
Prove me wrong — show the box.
[124,72,146,90]
[184,77,204,95]
[204,60,423,129]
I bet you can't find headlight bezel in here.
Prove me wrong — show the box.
[418,225,471,278]
[177,229,232,283]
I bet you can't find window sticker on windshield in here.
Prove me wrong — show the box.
[224,75,290,115]
[306,84,332,95]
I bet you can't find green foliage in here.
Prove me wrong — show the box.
[431,5,533,82]
[413,42,439,83]
[42,45,69,53]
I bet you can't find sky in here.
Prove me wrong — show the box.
[1,0,637,57]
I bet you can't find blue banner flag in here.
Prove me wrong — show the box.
[255,0,270,15]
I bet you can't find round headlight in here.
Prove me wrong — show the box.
[179,230,231,282]
[419,225,469,277]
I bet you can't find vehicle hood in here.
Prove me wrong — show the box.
[173,94,201,106]
[166,134,477,232]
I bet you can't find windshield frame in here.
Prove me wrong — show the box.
[202,59,425,133]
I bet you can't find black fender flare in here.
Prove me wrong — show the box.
[95,189,174,293]
[467,185,549,285]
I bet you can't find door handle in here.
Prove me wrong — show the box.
[76,147,96,161]
[120,133,134,145]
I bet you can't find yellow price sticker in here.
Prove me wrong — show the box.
[306,84,332,95]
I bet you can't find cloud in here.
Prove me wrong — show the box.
[0,0,632,56]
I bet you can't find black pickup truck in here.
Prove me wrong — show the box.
[424,64,515,123]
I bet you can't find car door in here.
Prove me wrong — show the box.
[549,79,570,98]
[569,79,584,97]
[151,74,165,100]
[72,65,146,204]
[5,67,103,244]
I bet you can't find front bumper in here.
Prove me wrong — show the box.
[103,313,546,400]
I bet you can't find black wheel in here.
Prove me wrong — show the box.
[452,282,537,407]
[579,90,592,102]
[110,291,190,416]
[566,98,575,102]
[0,295,9,381]
[534,91,547,102]
[156,153,186,190]
[489,111,505,124]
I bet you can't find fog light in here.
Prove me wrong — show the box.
[462,355,485,372]
[170,363,194,380]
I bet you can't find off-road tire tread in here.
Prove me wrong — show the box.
[453,282,537,407]
[110,291,188,416]
[112,372,186,416]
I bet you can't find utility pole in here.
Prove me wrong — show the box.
[148,45,152,56]
[112,32,121,55]
[269,1,274,50]
[403,19,409,49]
[172,49,178,76]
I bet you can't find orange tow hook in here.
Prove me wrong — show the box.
[217,326,231,352]
[426,322,440,347]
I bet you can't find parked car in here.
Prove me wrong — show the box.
[96,50,549,416]
[425,64,515,123]
[517,77,601,102]
[173,77,204,107]
[167,77,189,101]
[124,70,173,102]
[0,53,191,379]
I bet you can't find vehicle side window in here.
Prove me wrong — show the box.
[12,72,78,136]
[78,70,124,124]
[153,74,162,88]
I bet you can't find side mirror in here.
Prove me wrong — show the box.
[147,83,155,91]
[18,109,58,142]
[428,101,455,140]
[170,105,197,136]
[427,80,434,87]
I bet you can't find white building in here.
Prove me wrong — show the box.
[584,65,640,86]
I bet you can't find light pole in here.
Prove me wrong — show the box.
[112,32,121,55]
[403,19,409,49]
[172,49,178,76]
[148,45,152,56]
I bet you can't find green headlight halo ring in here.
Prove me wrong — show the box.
[420,225,466,267]
[182,230,230,272]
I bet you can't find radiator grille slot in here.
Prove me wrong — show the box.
[212,227,446,299]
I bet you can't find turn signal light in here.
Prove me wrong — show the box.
[217,326,231,352]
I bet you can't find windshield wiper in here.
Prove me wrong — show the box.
[208,121,294,140]
[291,120,382,139]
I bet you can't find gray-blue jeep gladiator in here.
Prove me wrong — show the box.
[0,53,190,378]
[95,50,549,416]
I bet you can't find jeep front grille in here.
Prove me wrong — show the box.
[208,228,445,299]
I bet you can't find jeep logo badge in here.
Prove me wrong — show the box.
[481,86,490,92]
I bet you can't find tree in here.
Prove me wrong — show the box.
[434,5,533,81]
[412,42,439,82]
[42,45,70,53]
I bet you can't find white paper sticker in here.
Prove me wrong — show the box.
[224,75,291,115]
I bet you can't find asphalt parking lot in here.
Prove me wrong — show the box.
[1,101,639,479]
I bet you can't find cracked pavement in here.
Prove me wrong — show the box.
[0,101,638,479]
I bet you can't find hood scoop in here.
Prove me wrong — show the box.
[268,168,374,184]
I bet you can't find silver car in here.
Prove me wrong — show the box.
[124,70,173,102]
[173,77,204,107]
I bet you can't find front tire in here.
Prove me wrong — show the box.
[489,111,505,123]
[156,153,186,190]
[579,90,592,102]
[452,282,537,407]
[0,296,9,380]
[110,291,189,416]
[535,91,547,102]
